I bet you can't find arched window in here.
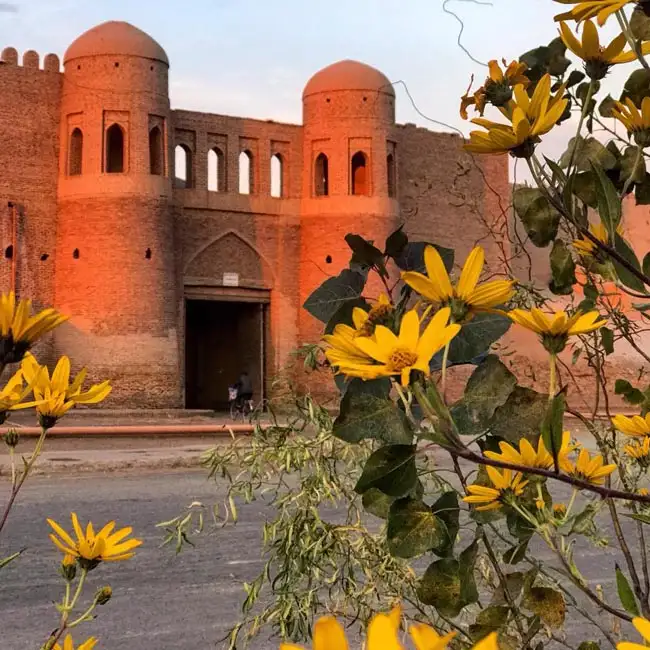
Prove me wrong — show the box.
[208,147,225,192]
[174,144,193,188]
[239,150,253,195]
[351,151,368,196]
[270,153,283,198]
[387,152,396,198]
[106,123,125,173]
[69,128,83,176]
[314,153,329,197]
[149,126,163,175]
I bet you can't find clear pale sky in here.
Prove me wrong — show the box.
[0,0,634,180]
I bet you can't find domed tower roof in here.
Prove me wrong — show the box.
[303,60,394,98]
[64,21,168,65]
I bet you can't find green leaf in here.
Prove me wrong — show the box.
[303,269,366,323]
[489,387,549,444]
[362,488,395,519]
[469,606,510,640]
[523,586,566,629]
[621,146,647,186]
[450,355,517,435]
[334,383,411,445]
[431,491,460,557]
[643,252,650,278]
[442,313,511,367]
[544,157,567,184]
[569,503,599,537]
[599,94,617,118]
[507,510,536,543]
[0,549,23,570]
[613,233,646,293]
[345,234,387,277]
[615,379,647,405]
[560,137,617,171]
[573,172,598,208]
[541,389,566,473]
[631,7,650,40]
[492,571,526,604]
[549,240,576,295]
[616,564,640,616]
[385,226,408,258]
[324,297,370,334]
[503,542,529,565]
[513,188,561,248]
[636,173,650,205]
[387,497,448,559]
[354,445,417,497]
[621,68,650,105]
[578,642,601,650]
[459,540,480,604]
[591,162,622,242]
[627,512,650,525]
[566,70,586,88]
[418,558,463,616]
[600,327,614,355]
[418,542,479,616]
[395,242,454,274]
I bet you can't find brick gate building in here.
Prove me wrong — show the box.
[0,21,508,408]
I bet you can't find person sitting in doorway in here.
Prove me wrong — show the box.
[235,371,253,406]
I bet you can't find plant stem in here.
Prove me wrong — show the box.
[618,9,650,71]
[567,80,595,177]
[45,568,89,649]
[441,340,451,400]
[548,353,557,400]
[0,426,48,536]
[566,488,578,517]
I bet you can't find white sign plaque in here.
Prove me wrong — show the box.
[223,272,239,287]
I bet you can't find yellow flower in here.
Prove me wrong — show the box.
[460,59,530,119]
[618,615,650,650]
[612,413,650,437]
[401,245,515,323]
[563,448,616,485]
[508,308,606,354]
[0,366,45,423]
[324,323,382,379]
[553,503,567,516]
[352,293,394,337]
[333,307,460,386]
[625,436,650,466]
[465,74,568,157]
[53,635,97,650]
[559,19,650,80]
[612,97,650,147]
[47,512,142,570]
[21,354,112,428]
[639,488,650,496]
[554,0,635,26]
[0,291,67,364]
[573,222,623,258]
[280,604,492,650]
[484,431,576,469]
[463,466,529,511]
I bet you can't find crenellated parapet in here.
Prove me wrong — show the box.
[0,47,61,72]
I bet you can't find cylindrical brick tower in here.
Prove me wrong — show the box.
[299,60,399,344]
[55,21,180,407]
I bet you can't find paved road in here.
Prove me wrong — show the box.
[0,468,643,650]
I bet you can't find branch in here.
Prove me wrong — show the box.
[432,444,650,504]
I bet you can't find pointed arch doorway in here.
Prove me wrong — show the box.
[183,285,270,410]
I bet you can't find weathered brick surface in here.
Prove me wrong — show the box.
[0,24,523,409]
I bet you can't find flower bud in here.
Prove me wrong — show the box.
[3,428,18,448]
[95,585,112,605]
[60,554,77,581]
[553,503,567,517]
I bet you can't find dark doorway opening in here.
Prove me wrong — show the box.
[184,299,266,410]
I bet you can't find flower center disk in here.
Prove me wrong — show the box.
[388,347,418,372]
